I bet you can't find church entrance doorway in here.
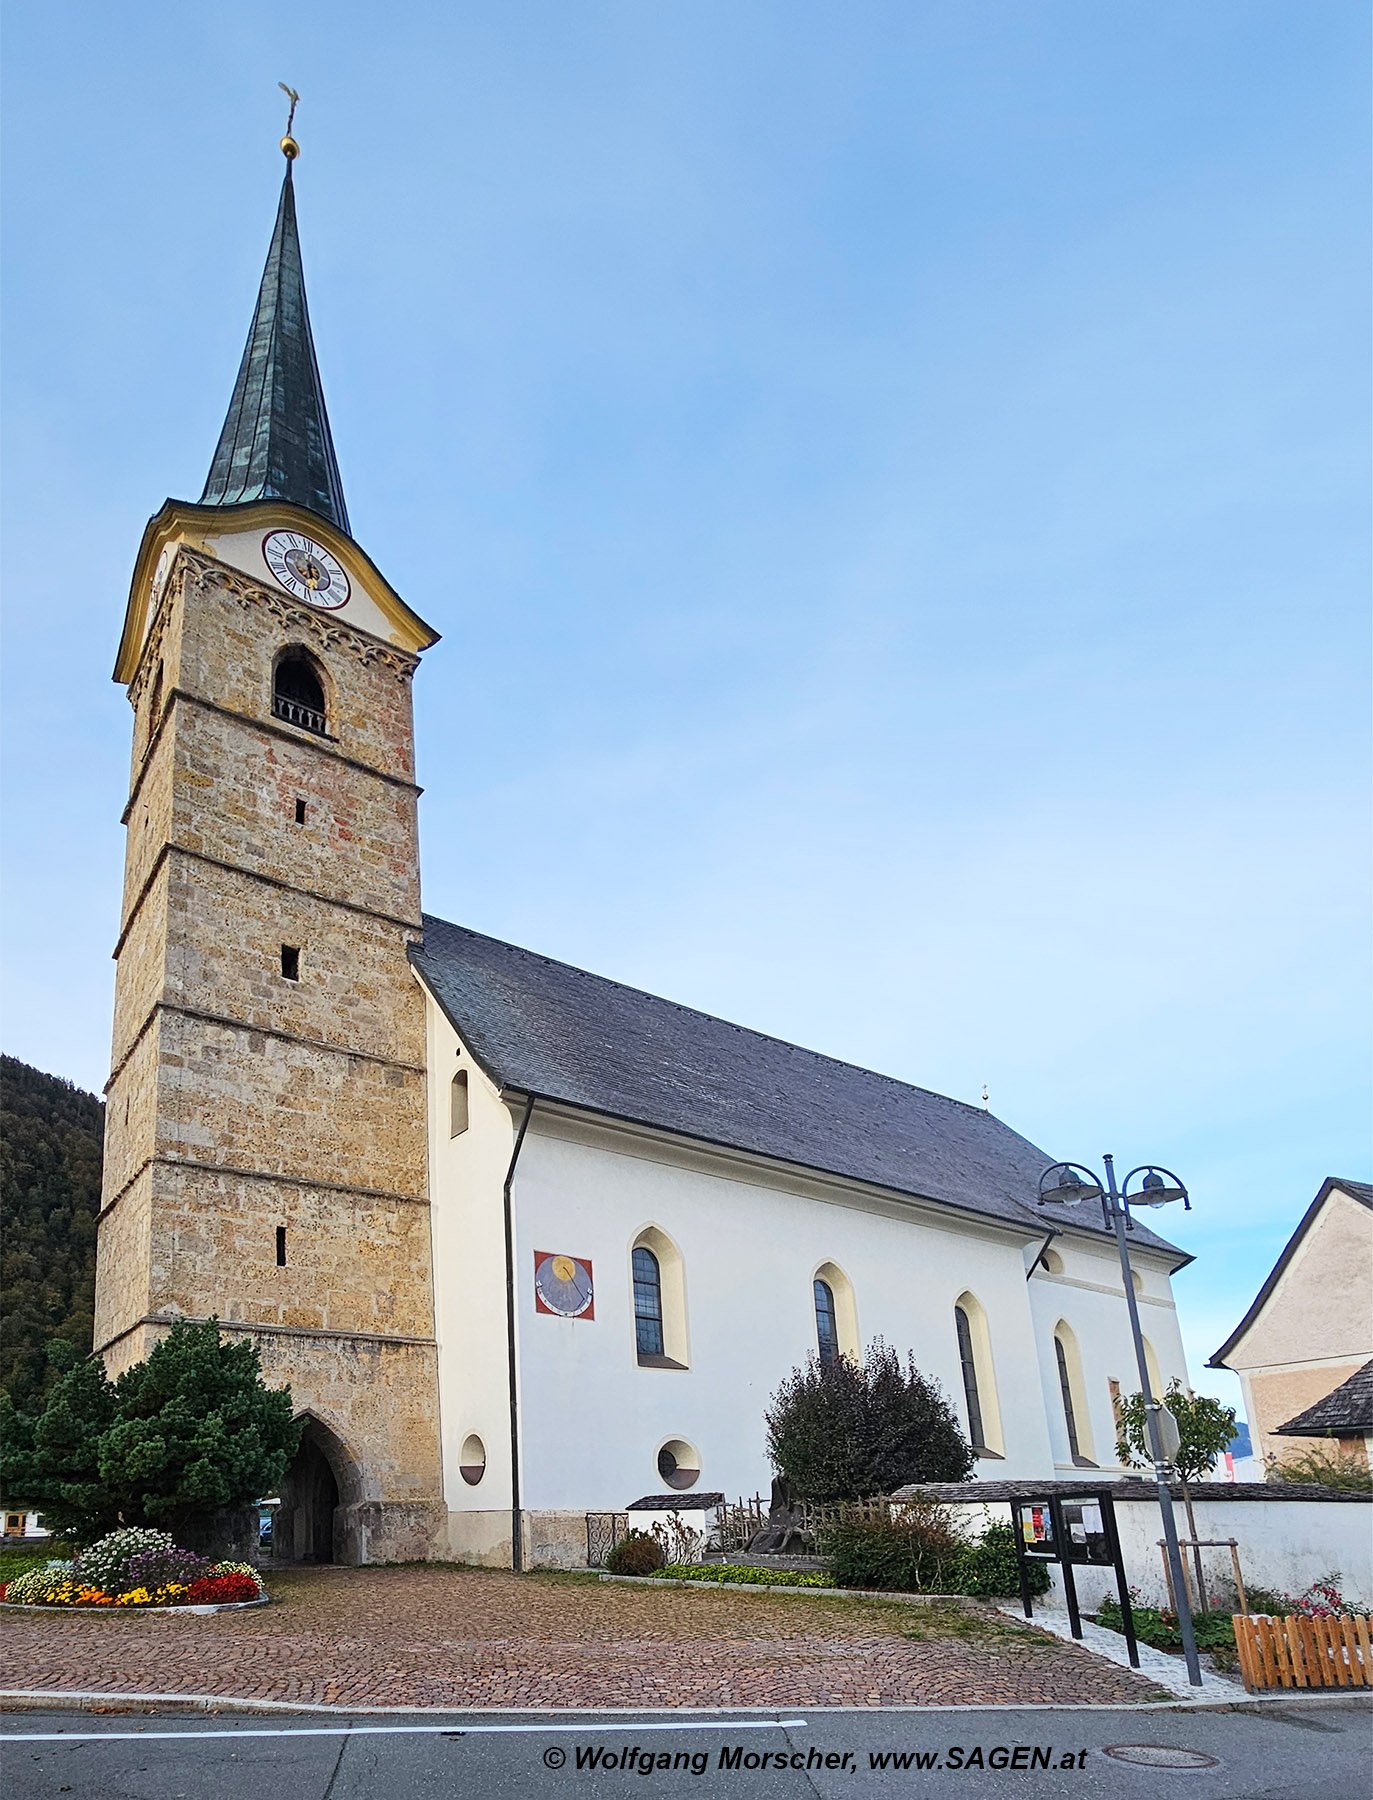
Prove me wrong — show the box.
[276,1416,355,1564]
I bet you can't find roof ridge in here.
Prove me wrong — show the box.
[421,911,990,1119]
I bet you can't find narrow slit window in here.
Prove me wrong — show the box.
[275,1226,287,1267]
[280,945,300,981]
[294,798,308,825]
[450,1069,469,1136]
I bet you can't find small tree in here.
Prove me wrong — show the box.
[1115,1377,1235,1603]
[19,1319,300,1544]
[765,1339,974,1503]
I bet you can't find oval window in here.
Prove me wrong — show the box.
[459,1433,486,1486]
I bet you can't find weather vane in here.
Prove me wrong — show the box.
[279,82,301,160]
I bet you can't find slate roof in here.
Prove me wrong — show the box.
[1208,1177,1373,1368]
[1274,1362,1373,1439]
[411,916,1185,1261]
[199,162,350,532]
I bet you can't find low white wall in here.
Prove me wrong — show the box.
[937,1492,1371,1613]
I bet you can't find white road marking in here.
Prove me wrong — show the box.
[2,1717,809,1744]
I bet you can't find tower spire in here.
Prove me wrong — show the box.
[199,103,350,533]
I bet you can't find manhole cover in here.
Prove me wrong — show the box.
[1103,1745,1219,1769]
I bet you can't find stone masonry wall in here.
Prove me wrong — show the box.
[97,546,443,1558]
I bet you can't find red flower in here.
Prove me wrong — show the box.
[186,1573,260,1605]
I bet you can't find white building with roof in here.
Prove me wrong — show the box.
[413,919,1192,1566]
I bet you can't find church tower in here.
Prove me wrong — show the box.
[95,128,444,1563]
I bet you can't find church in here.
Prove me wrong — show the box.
[94,130,1193,1567]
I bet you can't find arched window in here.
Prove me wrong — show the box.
[449,1069,469,1137]
[812,1261,859,1362]
[630,1226,689,1368]
[1142,1335,1163,1400]
[1053,1322,1096,1467]
[273,649,327,735]
[814,1279,839,1365]
[954,1292,1004,1456]
[632,1246,664,1358]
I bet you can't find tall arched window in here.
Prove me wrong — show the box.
[954,1292,1004,1456]
[630,1226,689,1368]
[632,1246,664,1358]
[814,1279,839,1365]
[273,649,327,735]
[1142,1336,1163,1400]
[1053,1322,1096,1467]
[812,1261,859,1363]
[955,1305,984,1446]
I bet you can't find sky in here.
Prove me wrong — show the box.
[2,2,1369,1414]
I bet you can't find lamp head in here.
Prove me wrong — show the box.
[1128,1166,1189,1210]
[1038,1163,1104,1210]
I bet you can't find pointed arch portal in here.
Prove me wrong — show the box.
[276,1414,362,1565]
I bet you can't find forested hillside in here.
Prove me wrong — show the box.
[0,1056,103,1408]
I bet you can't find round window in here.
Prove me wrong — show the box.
[460,1434,486,1486]
[656,1438,700,1491]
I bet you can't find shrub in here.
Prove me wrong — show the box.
[1095,1595,1236,1652]
[766,1340,974,1504]
[824,1502,965,1592]
[15,1319,299,1542]
[953,1521,1050,1598]
[654,1563,835,1588]
[604,1530,666,1576]
[1267,1446,1373,1493]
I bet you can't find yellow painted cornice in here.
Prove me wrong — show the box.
[115,498,441,685]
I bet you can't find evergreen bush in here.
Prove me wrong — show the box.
[765,1339,973,1504]
[604,1530,667,1576]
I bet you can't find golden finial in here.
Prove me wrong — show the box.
[278,83,301,160]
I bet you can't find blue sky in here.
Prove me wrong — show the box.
[3,3,1368,1413]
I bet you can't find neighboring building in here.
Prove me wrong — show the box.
[1209,1178,1373,1476]
[3,1509,50,1540]
[94,133,1195,1568]
[1273,1361,1373,1474]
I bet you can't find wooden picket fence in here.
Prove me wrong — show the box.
[1231,1612,1372,1691]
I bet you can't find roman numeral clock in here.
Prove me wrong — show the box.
[263,529,351,608]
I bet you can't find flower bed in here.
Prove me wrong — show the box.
[649,1562,835,1589]
[0,1530,267,1610]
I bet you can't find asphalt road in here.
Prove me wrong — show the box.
[1,1701,1369,1799]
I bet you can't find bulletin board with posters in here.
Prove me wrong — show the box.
[1011,1490,1138,1667]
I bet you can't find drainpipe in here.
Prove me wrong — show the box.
[503,1095,535,1572]
[1026,1227,1060,1280]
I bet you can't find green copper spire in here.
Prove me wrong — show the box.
[200,151,350,533]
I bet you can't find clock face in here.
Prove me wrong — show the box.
[150,544,174,608]
[533,1251,595,1319]
[262,531,351,609]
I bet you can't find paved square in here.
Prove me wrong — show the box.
[0,1567,1169,1710]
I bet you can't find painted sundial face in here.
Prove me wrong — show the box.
[534,1253,594,1318]
[262,530,351,609]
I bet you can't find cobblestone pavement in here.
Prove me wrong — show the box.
[0,1567,1168,1710]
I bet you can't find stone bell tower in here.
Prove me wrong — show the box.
[94,126,444,1562]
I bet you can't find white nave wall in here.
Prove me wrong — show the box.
[421,986,1189,1566]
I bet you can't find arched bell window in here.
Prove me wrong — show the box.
[273,648,328,735]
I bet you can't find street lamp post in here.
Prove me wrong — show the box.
[1038,1154,1203,1689]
